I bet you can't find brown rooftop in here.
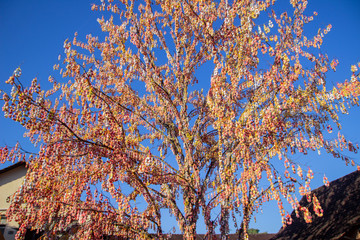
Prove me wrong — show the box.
[0,161,26,175]
[168,233,275,240]
[270,170,360,240]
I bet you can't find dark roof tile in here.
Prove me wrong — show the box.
[270,170,360,240]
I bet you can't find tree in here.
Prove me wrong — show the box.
[247,228,260,235]
[1,0,360,239]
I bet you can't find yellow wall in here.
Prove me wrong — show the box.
[0,164,27,240]
[0,165,27,214]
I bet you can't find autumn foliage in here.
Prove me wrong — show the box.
[1,0,360,239]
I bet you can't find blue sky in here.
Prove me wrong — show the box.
[1,0,360,234]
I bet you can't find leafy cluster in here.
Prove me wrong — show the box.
[1,0,360,239]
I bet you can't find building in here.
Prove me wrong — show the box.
[0,162,27,240]
[167,233,275,240]
[270,170,360,240]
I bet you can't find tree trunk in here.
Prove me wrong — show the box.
[183,224,197,240]
[182,190,198,240]
[203,205,215,239]
[238,205,251,240]
[220,204,229,240]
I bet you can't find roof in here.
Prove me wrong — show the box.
[0,162,26,175]
[270,170,360,240]
[168,233,275,240]
[248,234,276,240]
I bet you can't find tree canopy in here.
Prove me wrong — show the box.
[1,0,360,239]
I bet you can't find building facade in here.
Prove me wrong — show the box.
[0,162,27,240]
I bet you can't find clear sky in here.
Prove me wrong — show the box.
[1,0,360,234]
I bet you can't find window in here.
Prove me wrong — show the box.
[0,225,5,235]
[0,215,6,225]
[0,215,6,235]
